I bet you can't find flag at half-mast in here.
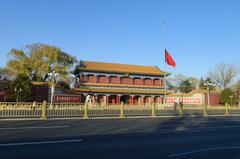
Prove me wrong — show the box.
[165,49,176,67]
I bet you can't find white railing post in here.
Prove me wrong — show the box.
[83,102,89,119]
[225,103,229,116]
[203,104,208,117]
[41,101,47,119]
[119,102,125,118]
[151,103,156,117]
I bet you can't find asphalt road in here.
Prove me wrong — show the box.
[1,117,240,159]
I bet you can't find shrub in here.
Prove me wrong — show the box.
[220,88,236,104]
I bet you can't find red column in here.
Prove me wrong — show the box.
[130,96,133,105]
[141,96,145,105]
[141,78,144,85]
[92,95,96,104]
[117,95,120,104]
[106,95,109,106]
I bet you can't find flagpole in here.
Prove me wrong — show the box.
[163,21,167,106]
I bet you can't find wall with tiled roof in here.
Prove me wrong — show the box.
[81,61,165,76]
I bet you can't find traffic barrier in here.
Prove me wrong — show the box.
[224,103,229,116]
[41,101,47,119]
[179,104,183,117]
[151,103,156,117]
[83,102,89,119]
[119,102,125,118]
[203,104,208,117]
[0,102,240,119]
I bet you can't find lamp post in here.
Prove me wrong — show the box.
[204,81,214,106]
[14,88,22,103]
[44,70,58,109]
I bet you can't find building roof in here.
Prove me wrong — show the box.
[168,89,220,97]
[80,61,165,76]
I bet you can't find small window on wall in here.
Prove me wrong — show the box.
[80,75,87,82]
[87,75,95,82]
[144,78,152,85]
[121,77,133,84]
[134,78,142,85]
[110,76,119,84]
[154,79,161,86]
[98,75,108,83]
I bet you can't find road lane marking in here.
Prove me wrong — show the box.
[0,139,83,147]
[0,125,70,130]
[168,146,240,157]
[199,120,240,123]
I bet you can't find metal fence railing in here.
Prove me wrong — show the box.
[0,101,240,119]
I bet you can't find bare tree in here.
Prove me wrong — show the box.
[208,63,239,90]
[167,74,187,88]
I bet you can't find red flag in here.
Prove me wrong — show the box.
[165,49,176,67]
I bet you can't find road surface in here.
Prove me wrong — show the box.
[1,116,240,159]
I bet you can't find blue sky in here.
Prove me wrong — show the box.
[0,0,240,78]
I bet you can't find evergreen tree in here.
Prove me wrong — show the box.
[199,77,205,89]
[179,79,194,93]
[220,88,237,105]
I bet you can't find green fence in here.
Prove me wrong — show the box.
[0,101,239,119]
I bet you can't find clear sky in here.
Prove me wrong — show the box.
[0,0,240,78]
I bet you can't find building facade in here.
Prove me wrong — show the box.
[73,61,167,105]
[0,80,10,102]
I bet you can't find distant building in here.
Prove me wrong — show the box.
[31,61,221,106]
[73,61,168,105]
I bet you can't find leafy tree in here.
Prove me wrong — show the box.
[0,67,13,80]
[179,79,194,93]
[7,74,32,102]
[5,43,77,82]
[220,88,237,105]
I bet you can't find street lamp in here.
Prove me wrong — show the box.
[44,70,58,109]
[204,81,214,106]
[14,87,22,103]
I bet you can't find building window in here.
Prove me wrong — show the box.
[110,76,119,84]
[87,74,96,82]
[154,79,161,86]
[121,77,133,84]
[98,75,108,83]
[144,78,152,85]
[134,78,142,85]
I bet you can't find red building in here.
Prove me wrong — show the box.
[0,80,10,102]
[73,61,167,105]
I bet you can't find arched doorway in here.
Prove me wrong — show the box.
[97,95,105,106]
[144,96,151,105]
[108,95,118,105]
[120,95,130,104]
[133,96,141,105]
[154,96,160,104]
